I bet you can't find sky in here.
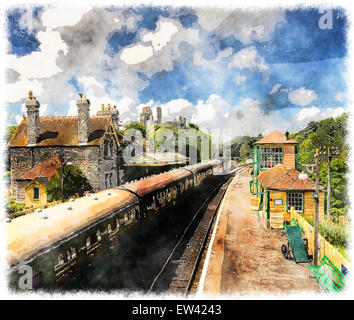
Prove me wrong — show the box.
[4,4,349,138]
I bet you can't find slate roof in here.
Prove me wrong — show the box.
[17,155,62,181]
[258,164,325,191]
[8,116,113,147]
[255,130,298,145]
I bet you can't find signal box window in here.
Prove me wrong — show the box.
[287,192,304,212]
[260,147,283,169]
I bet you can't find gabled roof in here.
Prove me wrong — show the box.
[255,130,298,145]
[9,116,115,147]
[258,164,325,191]
[17,155,62,181]
[124,152,189,166]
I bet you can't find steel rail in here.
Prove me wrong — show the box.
[147,165,247,295]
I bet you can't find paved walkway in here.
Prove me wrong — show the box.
[200,172,319,296]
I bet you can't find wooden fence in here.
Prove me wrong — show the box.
[290,209,350,273]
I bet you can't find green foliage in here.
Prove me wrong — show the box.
[306,217,349,249]
[295,113,348,218]
[319,158,348,217]
[46,166,91,202]
[122,121,146,138]
[7,125,18,143]
[153,125,211,162]
[7,198,25,213]
[230,135,260,162]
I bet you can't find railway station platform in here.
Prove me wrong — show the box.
[198,171,319,296]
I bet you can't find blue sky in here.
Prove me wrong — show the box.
[4,5,348,137]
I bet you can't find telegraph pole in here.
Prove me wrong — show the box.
[326,146,331,219]
[324,146,340,219]
[313,148,320,266]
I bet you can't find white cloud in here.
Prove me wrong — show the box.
[7,30,67,80]
[77,76,104,90]
[269,83,282,94]
[6,78,44,103]
[195,8,230,32]
[120,44,154,65]
[197,9,285,44]
[335,91,346,102]
[142,20,178,52]
[117,18,200,76]
[193,48,232,69]
[235,74,248,85]
[290,106,346,131]
[295,106,320,121]
[228,47,269,74]
[41,7,91,30]
[288,87,318,106]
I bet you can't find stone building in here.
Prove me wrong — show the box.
[140,106,154,128]
[16,155,62,207]
[160,115,187,129]
[8,91,124,205]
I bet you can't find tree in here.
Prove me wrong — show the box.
[46,166,91,202]
[122,121,146,138]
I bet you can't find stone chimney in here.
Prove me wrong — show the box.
[77,93,91,144]
[96,103,120,132]
[285,130,289,140]
[26,90,40,145]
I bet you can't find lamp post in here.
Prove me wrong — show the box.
[60,152,73,203]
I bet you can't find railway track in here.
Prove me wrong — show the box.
[147,165,249,295]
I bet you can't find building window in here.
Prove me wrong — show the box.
[287,192,304,212]
[260,147,283,169]
[105,173,109,189]
[33,187,40,200]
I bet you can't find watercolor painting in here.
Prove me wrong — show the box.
[2,1,352,301]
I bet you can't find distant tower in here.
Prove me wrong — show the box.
[156,107,162,125]
[140,106,154,128]
[77,93,91,144]
[26,90,40,145]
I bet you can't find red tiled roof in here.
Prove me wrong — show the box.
[18,155,62,180]
[258,164,325,191]
[9,116,112,147]
[255,130,298,144]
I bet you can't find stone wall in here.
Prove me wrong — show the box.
[10,145,101,204]
[98,135,119,190]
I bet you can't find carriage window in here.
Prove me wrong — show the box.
[96,230,101,241]
[108,223,112,234]
[86,236,91,248]
[54,254,65,270]
[70,247,76,259]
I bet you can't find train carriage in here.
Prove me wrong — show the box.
[7,160,220,290]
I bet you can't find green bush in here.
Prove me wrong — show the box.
[7,198,25,214]
[305,216,349,249]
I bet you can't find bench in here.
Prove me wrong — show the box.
[309,255,346,293]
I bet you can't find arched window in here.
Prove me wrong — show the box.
[104,140,109,156]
